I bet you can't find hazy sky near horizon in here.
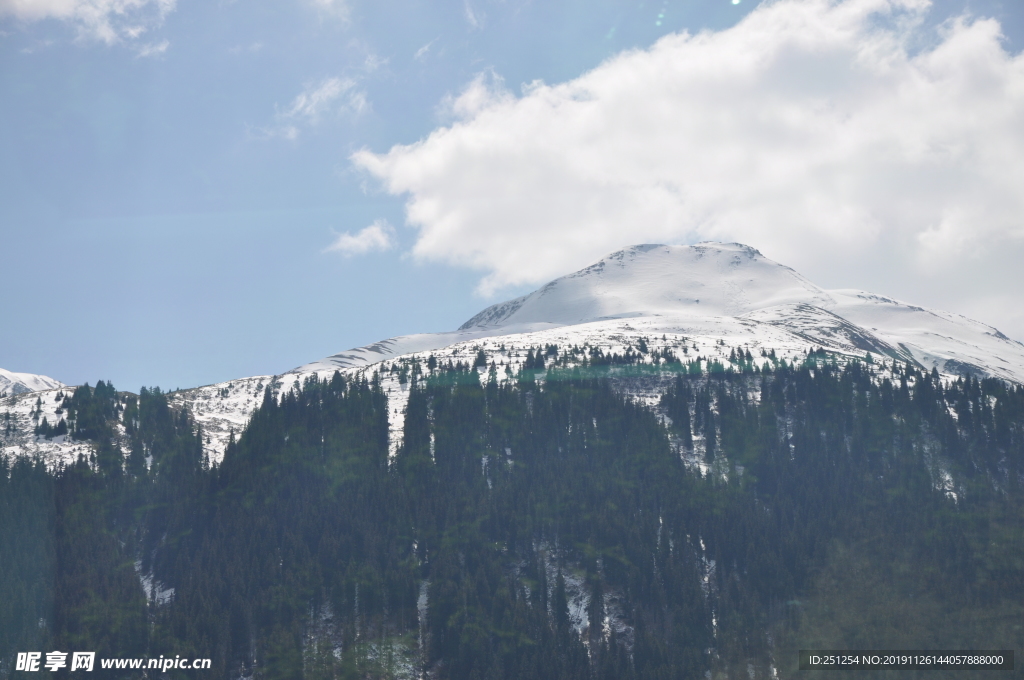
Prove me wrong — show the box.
[2,0,1023,391]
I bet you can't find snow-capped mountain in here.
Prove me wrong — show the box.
[5,242,1024,466]
[0,367,63,397]
[169,242,1022,463]
[302,243,1024,382]
[460,243,832,327]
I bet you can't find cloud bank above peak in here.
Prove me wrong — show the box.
[351,0,1024,337]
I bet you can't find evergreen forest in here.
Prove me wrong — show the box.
[2,356,1024,679]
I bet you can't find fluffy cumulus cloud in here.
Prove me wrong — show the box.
[352,0,1024,338]
[324,220,396,257]
[0,0,175,46]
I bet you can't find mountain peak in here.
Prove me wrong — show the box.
[460,242,828,329]
[0,368,64,397]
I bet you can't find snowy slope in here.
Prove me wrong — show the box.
[301,243,1024,382]
[1,369,78,466]
[0,367,63,396]
[1,387,94,467]
[460,243,832,328]
[825,291,1024,382]
[293,324,558,373]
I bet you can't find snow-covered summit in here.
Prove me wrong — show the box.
[298,241,1024,384]
[452,242,1024,381]
[461,243,832,329]
[0,367,63,397]
[297,243,837,374]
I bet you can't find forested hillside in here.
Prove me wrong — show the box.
[2,358,1023,679]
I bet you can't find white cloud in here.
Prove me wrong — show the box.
[363,52,388,73]
[437,69,513,121]
[352,0,1024,339]
[283,77,354,120]
[414,37,438,61]
[324,220,396,256]
[0,0,175,45]
[135,37,166,56]
[463,0,481,29]
[260,76,368,139]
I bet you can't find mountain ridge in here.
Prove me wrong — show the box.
[303,242,1024,381]
[161,242,1024,463]
[5,241,1024,466]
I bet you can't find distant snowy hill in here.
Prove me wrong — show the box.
[5,242,1024,466]
[0,367,63,396]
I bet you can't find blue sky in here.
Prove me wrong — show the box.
[2,0,1023,391]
